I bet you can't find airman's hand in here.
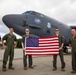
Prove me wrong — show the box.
[69,45,72,49]
[69,46,72,49]
[59,47,62,50]
[23,48,25,51]
[14,45,17,48]
[3,45,8,49]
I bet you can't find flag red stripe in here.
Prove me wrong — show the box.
[26,50,59,52]
[26,54,59,55]
[26,51,58,53]
[26,49,59,51]
[26,47,59,50]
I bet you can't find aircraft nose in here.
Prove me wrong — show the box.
[2,15,8,24]
[2,15,15,28]
[2,14,27,35]
[2,14,25,28]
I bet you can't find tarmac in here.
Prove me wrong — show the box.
[0,48,73,75]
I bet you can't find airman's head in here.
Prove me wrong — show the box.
[55,28,60,36]
[9,28,14,33]
[25,28,30,36]
[71,29,76,36]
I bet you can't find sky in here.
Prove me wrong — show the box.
[0,0,76,38]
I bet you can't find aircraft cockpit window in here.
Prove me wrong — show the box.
[24,11,36,15]
[36,13,44,17]
[31,11,36,15]
[24,11,32,15]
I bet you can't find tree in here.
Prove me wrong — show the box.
[17,39,22,48]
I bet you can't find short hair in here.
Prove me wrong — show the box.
[9,27,13,29]
[25,27,30,31]
[55,28,59,30]
[72,28,76,30]
[55,28,59,31]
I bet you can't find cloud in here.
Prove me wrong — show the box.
[0,24,9,33]
[51,0,76,24]
[0,0,76,35]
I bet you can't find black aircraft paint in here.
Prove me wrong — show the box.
[2,11,73,45]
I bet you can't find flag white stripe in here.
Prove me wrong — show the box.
[39,41,59,43]
[26,52,59,55]
[39,43,59,46]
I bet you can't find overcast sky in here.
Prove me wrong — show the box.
[0,0,76,38]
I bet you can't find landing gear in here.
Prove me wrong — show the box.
[63,46,68,54]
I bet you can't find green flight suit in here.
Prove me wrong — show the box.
[53,34,65,69]
[69,37,76,71]
[2,33,17,68]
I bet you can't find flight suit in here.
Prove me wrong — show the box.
[69,37,76,71]
[2,33,17,68]
[0,36,1,48]
[53,34,65,69]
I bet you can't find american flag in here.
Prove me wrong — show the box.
[25,36,59,55]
